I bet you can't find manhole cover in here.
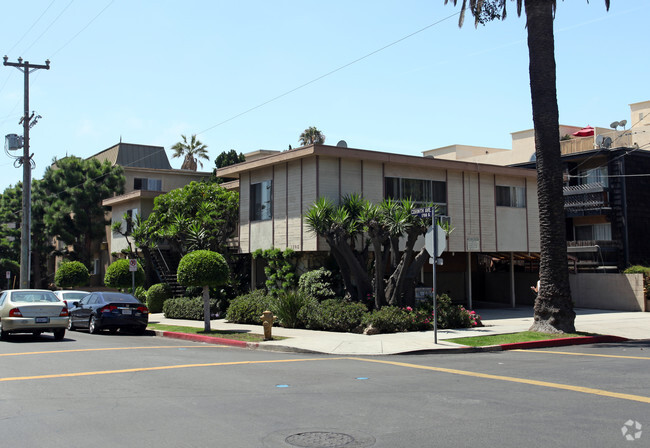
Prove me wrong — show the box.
[263,428,375,447]
[286,431,354,447]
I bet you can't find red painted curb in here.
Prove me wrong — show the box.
[500,335,628,350]
[160,331,259,349]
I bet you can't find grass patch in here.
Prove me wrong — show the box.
[448,331,596,347]
[147,323,286,342]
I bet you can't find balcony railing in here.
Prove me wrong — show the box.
[560,132,633,155]
[563,183,609,215]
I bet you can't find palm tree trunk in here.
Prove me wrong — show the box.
[525,0,575,333]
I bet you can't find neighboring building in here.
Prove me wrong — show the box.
[426,100,650,273]
[218,143,540,305]
[78,142,211,285]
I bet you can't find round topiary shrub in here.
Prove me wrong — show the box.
[177,250,229,288]
[177,250,229,330]
[104,259,144,290]
[54,261,90,288]
[147,283,172,313]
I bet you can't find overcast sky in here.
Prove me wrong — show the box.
[0,1,647,192]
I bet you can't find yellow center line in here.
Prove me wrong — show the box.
[512,349,650,360]
[347,357,650,404]
[0,345,227,357]
[0,357,345,382]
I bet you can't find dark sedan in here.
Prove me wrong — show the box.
[68,291,148,334]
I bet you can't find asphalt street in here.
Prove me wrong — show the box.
[0,331,648,448]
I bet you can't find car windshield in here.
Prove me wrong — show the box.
[11,291,60,303]
[61,292,88,301]
[102,293,139,303]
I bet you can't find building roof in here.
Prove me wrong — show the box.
[217,144,537,179]
[88,142,172,169]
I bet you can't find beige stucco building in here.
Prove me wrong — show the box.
[219,144,540,304]
[85,143,210,284]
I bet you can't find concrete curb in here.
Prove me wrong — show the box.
[153,331,630,355]
[498,335,629,350]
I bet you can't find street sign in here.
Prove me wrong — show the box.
[425,224,447,258]
[411,207,433,218]
[129,259,138,272]
[5,271,10,279]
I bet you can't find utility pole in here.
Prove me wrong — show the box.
[3,56,50,289]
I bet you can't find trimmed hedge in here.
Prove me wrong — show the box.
[298,299,367,332]
[163,297,218,320]
[54,261,90,288]
[147,283,172,313]
[225,290,273,325]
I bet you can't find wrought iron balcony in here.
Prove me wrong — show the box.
[563,183,610,216]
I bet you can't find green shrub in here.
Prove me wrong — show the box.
[252,247,297,295]
[177,250,229,288]
[226,289,274,324]
[362,306,434,333]
[104,259,144,290]
[272,289,308,328]
[624,265,650,300]
[134,286,147,303]
[163,297,218,320]
[54,261,90,288]
[298,268,336,301]
[298,299,367,332]
[147,283,172,313]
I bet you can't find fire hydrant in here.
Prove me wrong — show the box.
[261,310,277,341]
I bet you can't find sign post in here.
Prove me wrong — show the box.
[129,258,137,293]
[412,207,447,344]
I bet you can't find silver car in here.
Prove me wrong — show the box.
[0,289,69,340]
[53,290,90,309]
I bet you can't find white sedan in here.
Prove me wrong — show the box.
[0,289,69,340]
[53,290,90,309]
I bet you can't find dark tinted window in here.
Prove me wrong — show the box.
[101,293,140,303]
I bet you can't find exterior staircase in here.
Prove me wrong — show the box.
[150,247,185,297]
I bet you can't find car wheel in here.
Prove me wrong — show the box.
[53,329,65,340]
[89,316,100,334]
[67,318,76,331]
[134,326,147,335]
[0,327,7,341]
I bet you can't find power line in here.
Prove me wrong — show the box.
[21,0,75,56]
[197,11,461,136]
[49,0,115,59]
[5,0,56,56]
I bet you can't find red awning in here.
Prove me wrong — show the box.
[572,126,594,137]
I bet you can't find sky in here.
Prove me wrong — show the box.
[0,1,648,192]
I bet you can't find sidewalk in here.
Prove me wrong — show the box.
[148,307,649,355]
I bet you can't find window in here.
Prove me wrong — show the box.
[250,180,272,221]
[93,259,100,275]
[134,178,162,191]
[384,177,447,214]
[578,167,608,187]
[126,208,138,234]
[496,186,526,208]
[575,223,611,241]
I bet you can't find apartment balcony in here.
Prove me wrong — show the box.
[560,131,633,155]
[567,240,621,271]
[563,183,610,216]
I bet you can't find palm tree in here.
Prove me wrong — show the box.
[448,0,610,333]
[298,127,326,146]
[171,134,209,171]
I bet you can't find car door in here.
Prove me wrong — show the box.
[73,294,94,327]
